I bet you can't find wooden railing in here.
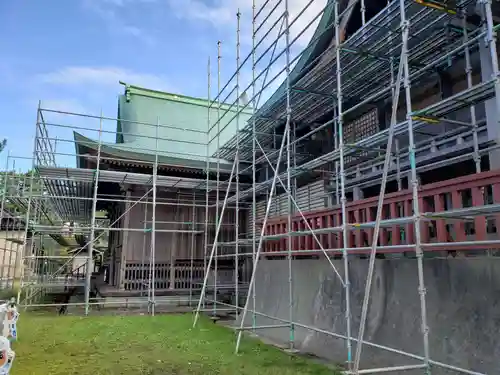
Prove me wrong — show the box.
[262,170,500,256]
[123,261,205,291]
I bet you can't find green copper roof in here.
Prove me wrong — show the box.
[121,82,254,113]
[118,83,252,157]
[75,83,252,172]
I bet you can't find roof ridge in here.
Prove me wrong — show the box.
[120,81,208,104]
[119,81,253,114]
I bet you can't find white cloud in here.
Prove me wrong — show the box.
[82,0,156,45]
[167,0,234,25]
[166,0,327,48]
[39,66,172,92]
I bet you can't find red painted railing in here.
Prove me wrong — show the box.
[261,170,500,256]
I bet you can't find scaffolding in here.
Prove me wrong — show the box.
[194,0,500,374]
[0,0,498,373]
[0,92,243,314]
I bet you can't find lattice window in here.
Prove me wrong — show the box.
[343,108,379,165]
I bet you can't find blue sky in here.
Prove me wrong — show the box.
[0,0,325,171]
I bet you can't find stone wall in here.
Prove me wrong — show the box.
[239,258,500,374]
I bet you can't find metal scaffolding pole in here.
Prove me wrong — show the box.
[482,0,500,132]
[235,9,241,318]
[169,196,180,289]
[235,119,291,353]
[153,116,160,314]
[189,191,196,305]
[84,110,103,315]
[353,44,405,374]
[17,102,40,304]
[388,3,402,192]
[140,194,149,297]
[333,106,340,205]
[193,158,237,327]
[21,175,38,299]
[148,117,160,316]
[334,0,352,368]
[284,0,295,350]
[0,151,10,285]
[400,0,431,371]
[214,40,222,317]
[251,0,258,331]
[25,192,40,308]
[204,56,211,310]
[33,231,44,304]
[462,11,481,173]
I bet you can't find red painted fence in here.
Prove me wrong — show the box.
[261,170,500,256]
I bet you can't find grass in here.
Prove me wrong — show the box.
[13,313,338,375]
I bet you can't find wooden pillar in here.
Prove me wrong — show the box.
[109,204,118,286]
[169,198,179,290]
[472,187,487,241]
[390,202,401,246]
[119,188,132,291]
[451,191,466,242]
[434,194,447,243]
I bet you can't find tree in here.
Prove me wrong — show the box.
[0,139,6,153]
[0,169,43,216]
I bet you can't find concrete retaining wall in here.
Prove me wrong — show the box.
[239,258,500,374]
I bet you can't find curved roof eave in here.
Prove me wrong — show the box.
[256,0,337,118]
[73,131,236,173]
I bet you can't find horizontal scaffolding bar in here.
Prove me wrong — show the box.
[343,364,427,374]
[40,107,206,134]
[236,324,291,331]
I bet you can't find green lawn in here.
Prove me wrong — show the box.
[13,313,337,375]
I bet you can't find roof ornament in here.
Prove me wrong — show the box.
[125,84,131,102]
[239,91,249,107]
